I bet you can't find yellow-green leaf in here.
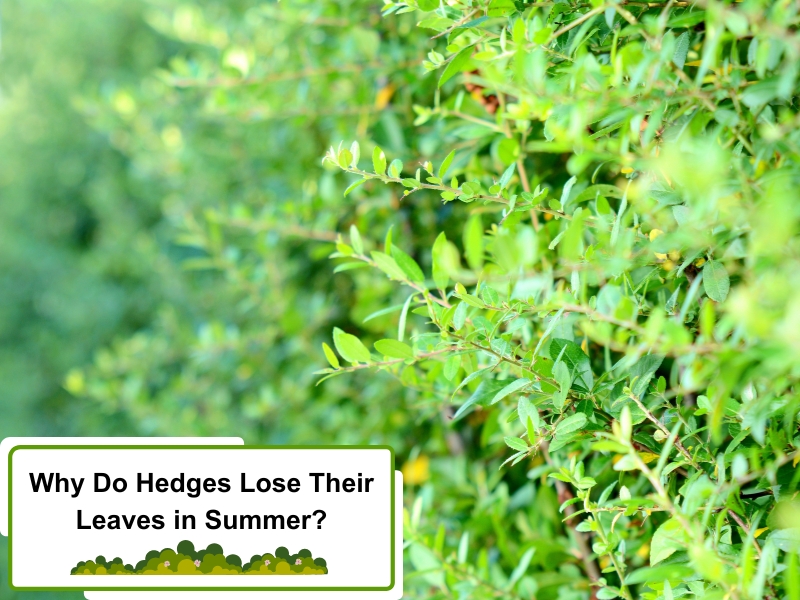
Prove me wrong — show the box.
[374,339,415,360]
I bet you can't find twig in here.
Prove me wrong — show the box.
[726,509,762,558]
[548,6,605,45]
[541,442,602,591]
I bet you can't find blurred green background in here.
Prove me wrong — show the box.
[1,1,163,594]
[0,0,445,596]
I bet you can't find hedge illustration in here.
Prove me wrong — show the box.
[71,541,327,575]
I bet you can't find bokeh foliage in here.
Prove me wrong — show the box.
[1,0,799,599]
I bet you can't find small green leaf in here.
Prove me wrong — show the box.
[388,158,403,178]
[499,163,516,190]
[650,517,690,565]
[398,293,414,342]
[444,354,461,381]
[371,251,407,280]
[481,285,499,306]
[549,338,594,391]
[673,31,690,69]
[625,565,695,585]
[349,140,360,166]
[504,436,528,452]
[338,148,353,169]
[344,178,367,197]
[631,354,664,398]
[362,303,405,323]
[439,46,473,88]
[457,293,485,309]
[463,214,484,270]
[457,532,469,564]
[322,342,339,369]
[373,146,386,175]
[384,225,393,254]
[453,301,468,330]
[439,304,456,331]
[552,360,571,411]
[438,149,456,179]
[452,377,505,420]
[350,225,364,254]
[703,260,730,302]
[332,327,372,363]
[612,455,637,471]
[555,413,587,436]
[491,378,531,405]
[333,261,369,273]
[374,339,415,360]
[391,246,425,283]
[518,397,541,430]
[611,188,628,246]
[554,360,572,391]
[432,232,450,289]
[548,230,566,250]
[532,26,552,44]
[560,175,577,207]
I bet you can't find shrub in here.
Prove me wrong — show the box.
[62,0,800,598]
[321,1,800,598]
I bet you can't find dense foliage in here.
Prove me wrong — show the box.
[318,1,800,598]
[2,0,799,599]
[71,541,327,575]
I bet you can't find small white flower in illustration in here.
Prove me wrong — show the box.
[163,561,170,567]
[194,560,201,567]
[264,560,271,565]
[295,559,302,565]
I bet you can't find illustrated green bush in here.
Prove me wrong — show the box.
[225,554,242,568]
[158,549,178,564]
[198,553,228,574]
[176,558,198,574]
[72,560,102,575]
[72,542,328,577]
[142,557,162,572]
[176,540,195,557]
[274,546,290,560]
[107,564,131,575]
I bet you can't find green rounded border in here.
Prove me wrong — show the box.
[7,444,395,592]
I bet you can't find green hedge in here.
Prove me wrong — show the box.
[71,542,327,575]
[55,1,800,599]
